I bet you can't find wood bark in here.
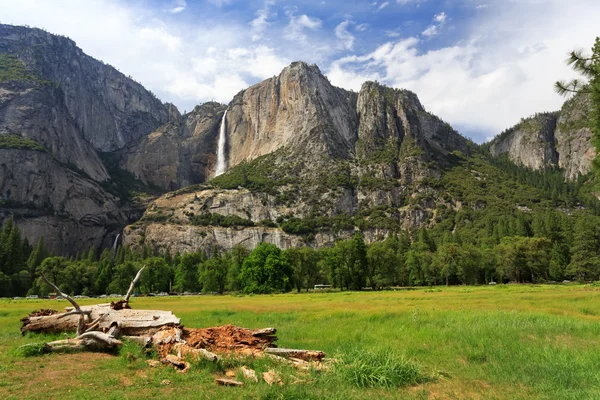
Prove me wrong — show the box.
[21,304,180,336]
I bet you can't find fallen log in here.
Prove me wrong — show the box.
[264,348,326,362]
[19,270,329,382]
[21,304,180,336]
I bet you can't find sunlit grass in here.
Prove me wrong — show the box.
[1,284,600,399]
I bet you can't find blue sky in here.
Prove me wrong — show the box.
[0,0,598,142]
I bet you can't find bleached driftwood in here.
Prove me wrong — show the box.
[21,304,180,336]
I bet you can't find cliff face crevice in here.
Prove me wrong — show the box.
[121,102,227,191]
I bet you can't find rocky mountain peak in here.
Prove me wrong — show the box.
[487,91,595,180]
[0,23,169,152]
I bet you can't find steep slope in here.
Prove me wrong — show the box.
[121,102,226,191]
[488,112,558,170]
[225,62,359,168]
[555,93,595,180]
[0,24,168,254]
[0,24,168,151]
[123,73,474,254]
[487,92,595,179]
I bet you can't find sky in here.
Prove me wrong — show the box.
[0,0,598,143]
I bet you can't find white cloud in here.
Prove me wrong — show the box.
[422,11,446,37]
[433,12,446,23]
[335,20,354,50]
[168,0,186,14]
[356,23,369,32]
[421,25,437,36]
[328,0,600,141]
[250,0,275,41]
[376,2,390,12]
[284,13,322,42]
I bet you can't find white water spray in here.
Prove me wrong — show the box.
[215,110,228,177]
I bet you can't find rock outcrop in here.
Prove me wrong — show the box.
[225,62,359,169]
[0,24,169,152]
[123,76,472,255]
[0,23,168,254]
[121,102,226,191]
[555,93,595,180]
[0,148,127,254]
[488,92,595,180]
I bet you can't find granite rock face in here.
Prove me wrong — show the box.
[0,148,127,254]
[488,92,595,180]
[555,93,595,180]
[121,102,227,191]
[123,75,472,255]
[0,24,169,152]
[0,24,167,253]
[224,62,359,169]
[489,113,559,171]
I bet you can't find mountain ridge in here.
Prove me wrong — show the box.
[0,23,597,256]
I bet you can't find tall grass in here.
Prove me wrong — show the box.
[332,349,429,388]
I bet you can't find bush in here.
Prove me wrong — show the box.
[281,218,315,235]
[0,135,45,152]
[333,349,429,389]
[190,212,254,228]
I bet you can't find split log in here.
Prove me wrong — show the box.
[43,331,122,352]
[264,348,326,362]
[215,378,244,387]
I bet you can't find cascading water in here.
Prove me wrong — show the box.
[215,110,228,177]
[110,233,120,265]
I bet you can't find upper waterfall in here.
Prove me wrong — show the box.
[215,110,228,177]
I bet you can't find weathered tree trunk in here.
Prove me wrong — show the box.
[21,304,180,336]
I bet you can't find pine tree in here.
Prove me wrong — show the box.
[27,237,48,276]
[567,216,600,281]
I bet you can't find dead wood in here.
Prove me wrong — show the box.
[124,266,145,304]
[241,366,258,382]
[264,348,326,362]
[215,378,244,386]
[161,354,190,373]
[21,305,180,336]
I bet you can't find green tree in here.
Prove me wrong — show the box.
[199,252,228,294]
[174,252,202,292]
[556,38,600,178]
[239,243,292,294]
[567,216,600,281]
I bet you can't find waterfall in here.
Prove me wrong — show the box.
[110,233,120,265]
[215,110,228,177]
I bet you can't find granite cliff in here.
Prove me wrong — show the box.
[0,24,168,254]
[123,65,475,254]
[488,92,595,180]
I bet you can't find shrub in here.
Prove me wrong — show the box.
[333,349,429,389]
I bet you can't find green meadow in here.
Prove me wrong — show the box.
[1,284,600,399]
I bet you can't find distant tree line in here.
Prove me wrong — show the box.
[1,206,600,297]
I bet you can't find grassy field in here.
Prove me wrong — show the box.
[1,284,600,399]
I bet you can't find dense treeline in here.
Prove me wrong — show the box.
[2,207,600,297]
